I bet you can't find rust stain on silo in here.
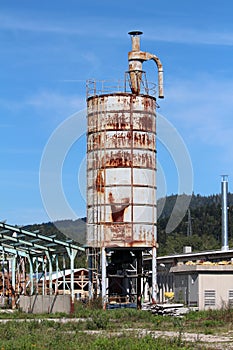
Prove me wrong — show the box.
[96,169,104,193]
[108,192,130,222]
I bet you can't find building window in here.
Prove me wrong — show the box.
[228,290,233,307]
[204,290,216,307]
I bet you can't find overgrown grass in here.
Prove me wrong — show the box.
[0,304,232,349]
[0,322,198,350]
[183,305,233,334]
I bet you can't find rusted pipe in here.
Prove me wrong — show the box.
[130,30,143,51]
[128,31,164,98]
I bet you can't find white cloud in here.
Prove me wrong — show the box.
[0,13,81,34]
[162,75,233,165]
[146,27,233,46]
[0,12,108,37]
[26,91,86,112]
[0,91,86,118]
[1,10,233,47]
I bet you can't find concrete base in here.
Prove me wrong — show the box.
[19,295,72,314]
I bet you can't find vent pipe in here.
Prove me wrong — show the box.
[128,31,164,97]
[221,175,229,251]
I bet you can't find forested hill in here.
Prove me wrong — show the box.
[25,218,86,246]
[157,193,233,255]
[24,193,233,256]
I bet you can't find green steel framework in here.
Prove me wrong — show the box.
[0,222,84,304]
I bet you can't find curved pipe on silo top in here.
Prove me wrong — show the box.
[128,31,164,97]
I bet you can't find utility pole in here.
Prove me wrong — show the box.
[187,209,192,237]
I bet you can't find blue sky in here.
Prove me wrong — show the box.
[1,0,233,225]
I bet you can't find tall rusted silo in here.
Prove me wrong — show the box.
[86,31,164,307]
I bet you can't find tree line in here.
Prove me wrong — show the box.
[157,193,233,255]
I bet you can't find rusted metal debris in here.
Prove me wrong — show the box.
[142,303,195,317]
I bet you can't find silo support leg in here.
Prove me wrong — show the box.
[136,251,142,309]
[88,250,93,300]
[101,247,107,308]
[152,246,157,303]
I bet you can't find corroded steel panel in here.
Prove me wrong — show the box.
[133,187,155,205]
[133,206,155,222]
[133,168,155,186]
[86,93,157,248]
[105,168,131,185]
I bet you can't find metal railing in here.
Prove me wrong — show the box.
[86,73,157,99]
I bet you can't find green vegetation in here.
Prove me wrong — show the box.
[0,324,195,350]
[25,217,86,246]
[157,193,233,255]
[0,304,232,349]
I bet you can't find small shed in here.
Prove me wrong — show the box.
[45,268,91,299]
[170,263,233,310]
